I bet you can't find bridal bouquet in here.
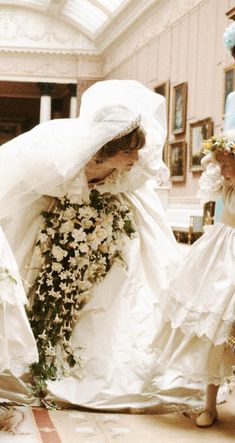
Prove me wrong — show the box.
[27,189,135,400]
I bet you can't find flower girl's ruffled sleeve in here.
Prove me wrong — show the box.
[197,154,223,203]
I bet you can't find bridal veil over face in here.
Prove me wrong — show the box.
[0,80,168,221]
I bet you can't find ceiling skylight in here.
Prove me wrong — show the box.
[96,0,127,14]
[62,0,109,35]
[0,0,155,48]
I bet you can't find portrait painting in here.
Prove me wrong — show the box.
[224,65,235,111]
[154,80,170,164]
[169,140,186,182]
[172,82,187,135]
[189,118,213,171]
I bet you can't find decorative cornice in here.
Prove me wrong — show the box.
[0,6,95,54]
[103,0,204,75]
[0,52,103,82]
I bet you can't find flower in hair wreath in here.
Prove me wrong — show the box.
[202,135,235,156]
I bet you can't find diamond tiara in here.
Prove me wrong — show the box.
[112,114,141,140]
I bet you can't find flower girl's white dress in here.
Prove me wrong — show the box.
[152,161,235,390]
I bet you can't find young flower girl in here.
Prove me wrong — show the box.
[152,134,235,427]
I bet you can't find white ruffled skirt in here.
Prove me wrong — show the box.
[0,227,38,378]
[152,222,235,386]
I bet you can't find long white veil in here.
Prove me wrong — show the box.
[0,80,167,220]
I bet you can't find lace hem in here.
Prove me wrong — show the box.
[154,351,235,387]
[161,289,234,346]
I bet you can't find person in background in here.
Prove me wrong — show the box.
[214,21,235,223]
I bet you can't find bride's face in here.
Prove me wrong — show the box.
[105,148,139,171]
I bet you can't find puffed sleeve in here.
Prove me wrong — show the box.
[197,155,223,203]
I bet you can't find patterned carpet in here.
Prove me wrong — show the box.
[1,388,235,443]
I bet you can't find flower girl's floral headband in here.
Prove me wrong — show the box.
[202,136,235,156]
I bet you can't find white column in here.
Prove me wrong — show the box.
[68,84,77,118]
[38,83,54,123]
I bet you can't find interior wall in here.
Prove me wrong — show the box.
[104,0,235,200]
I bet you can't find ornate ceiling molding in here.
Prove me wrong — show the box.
[103,0,204,75]
[0,52,103,82]
[0,6,95,54]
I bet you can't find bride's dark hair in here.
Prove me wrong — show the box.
[95,126,146,163]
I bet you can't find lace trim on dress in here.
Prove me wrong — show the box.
[67,160,166,201]
[161,289,234,346]
[153,352,235,386]
[89,169,131,195]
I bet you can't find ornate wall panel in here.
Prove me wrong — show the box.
[0,52,102,82]
[0,6,95,54]
[103,0,204,75]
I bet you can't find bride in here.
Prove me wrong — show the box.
[0,80,203,414]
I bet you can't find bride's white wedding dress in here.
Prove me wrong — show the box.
[0,226,38,377]
[0,172,204,411]
[0,80,204,411]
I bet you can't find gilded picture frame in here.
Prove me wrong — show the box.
[189,117,213,172]
[169,140,187,182]
[224,64,235,113]
[154,80,170,164]
[172,82,187,135]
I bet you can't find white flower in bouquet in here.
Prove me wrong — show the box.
[72,228,87,242]
[78,206,98,219]
[63,207,77,220]
[52,245,68,262]
[51,262,63,273]
[78,243,89,254]
[60,220,74,234]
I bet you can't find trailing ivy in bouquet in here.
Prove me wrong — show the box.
[27,189,136,401]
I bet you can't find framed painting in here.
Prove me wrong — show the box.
[154,80,170,164]
[189,117,213,171]
[172,82,187,135]
[169,140,187,182]
[224,64,235,112]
